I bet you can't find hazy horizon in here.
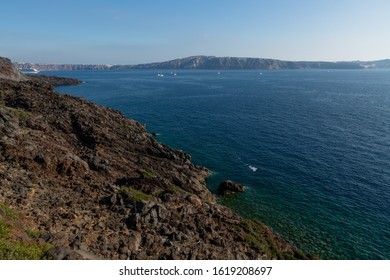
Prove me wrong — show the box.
[2,0,389,64]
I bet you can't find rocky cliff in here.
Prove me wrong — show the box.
[124,56,296,70]
[15,56,390,71]
[0,56,310,260]
[116,56,367,70]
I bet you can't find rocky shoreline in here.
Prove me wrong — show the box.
[0,56,312,260]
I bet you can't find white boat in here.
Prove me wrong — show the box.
[21,67,40,74]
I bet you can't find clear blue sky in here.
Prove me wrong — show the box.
[1,0,389,64]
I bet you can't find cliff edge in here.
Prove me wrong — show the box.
[0,57,28,81]
[0,56,309,260]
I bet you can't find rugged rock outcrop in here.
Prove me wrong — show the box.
[218,180,245,196]
[0,56,310,260]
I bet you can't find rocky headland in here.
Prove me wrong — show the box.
[25,74,81,86]
[0,56,311,260]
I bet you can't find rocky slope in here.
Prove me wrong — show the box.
[0,56,310,260]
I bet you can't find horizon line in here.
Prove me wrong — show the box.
[12,55,390,66]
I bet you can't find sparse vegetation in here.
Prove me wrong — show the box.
[0,221,9,239]
[142,169,156,178]
[25,228,42,239]
[165,185,188,195]
[0,104,31,119]
[0,239,53,260]
[0,202,18,220]
[119,186,154,203]
[238,219,308,260]
[14,108,31,119]
[119,123,132,132]
[0,202,53,260]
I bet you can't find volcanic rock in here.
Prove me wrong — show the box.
[218,180,245,196]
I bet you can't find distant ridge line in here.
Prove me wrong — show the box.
[14,56,390,71]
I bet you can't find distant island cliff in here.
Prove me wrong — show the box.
[0,56,312,260]
[14,55,390,71]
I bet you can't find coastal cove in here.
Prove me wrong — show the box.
[55,69,390,259]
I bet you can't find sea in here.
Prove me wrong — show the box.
[51,69,390,259]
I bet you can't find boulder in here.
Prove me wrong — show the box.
[217,180,245,196]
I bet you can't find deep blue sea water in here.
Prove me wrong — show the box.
[52,69,390,259]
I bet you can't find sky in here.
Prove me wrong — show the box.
[1,0,389,64]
